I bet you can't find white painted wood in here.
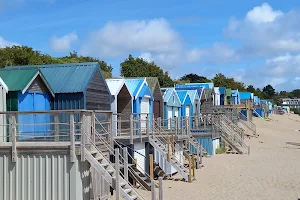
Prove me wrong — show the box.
[140,98,150,129]
[134,142,146,172]
[167,107,172,129]
[174,109,179,117]
[185,105,190,117]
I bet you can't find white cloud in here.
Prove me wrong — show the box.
[139,52,153,62]
[0,36,19,47]
[186,49,205,62]
[80,19,182,58]
[246,3,283,23]
[49,32,78,52]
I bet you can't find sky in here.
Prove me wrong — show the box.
[0,0,300,91]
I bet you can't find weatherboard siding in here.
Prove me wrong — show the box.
[117,85,132,131]
[28,76,49,94]
[153,84,163,118]
[86,70,111,110]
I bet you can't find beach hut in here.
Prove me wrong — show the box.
[124,78,154,173]
[225,88,232,105]
[106,79,132,136]
[239,92,253,104]
[186,90,199,116]
[177,91,193,119]
[162,88,181,129]
[219,87,226,105]
[176,82,214,89]
[143,77,163,119]
[200,88,214,114]
[5,63,111,110]
[232,90,240,104]
[213,87,221,106]
[0,77,8,142]
[0,69,54,140]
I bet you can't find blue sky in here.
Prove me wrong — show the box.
[1,0,300,91]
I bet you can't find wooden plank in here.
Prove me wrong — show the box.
[149,154,154,180]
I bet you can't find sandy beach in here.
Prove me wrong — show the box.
[159,114,300,200]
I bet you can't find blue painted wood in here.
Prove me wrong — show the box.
[34,93,51,137]
[18,92,34,140]
[190,138,213,155]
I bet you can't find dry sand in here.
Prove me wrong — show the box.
[158,114,300,200]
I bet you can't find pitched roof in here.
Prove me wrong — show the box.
[0,69,54,95]
[5,62,102,93]
[186,90,198,102]
[176,82,214,89]
[232,89,239,97]
[0,77,8,92]
[239,92,252,100]
[177,90,189,104]
[219,87,226,94]
[226,88,232,96]
[124,78,145,97]
[106,79,130,96]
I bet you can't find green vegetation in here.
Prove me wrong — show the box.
[215,146,226,154]
[291,108,300,115]
[0,46,112,78]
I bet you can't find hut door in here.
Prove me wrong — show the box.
[186,105,190,117]
[154,101,160,119]
[140,98,149,132]
[167,107,172,129]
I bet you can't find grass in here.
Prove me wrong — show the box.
[215,146,226,154]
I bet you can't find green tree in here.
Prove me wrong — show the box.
[0,46,113,78]
[247,85,255,93]
[291,89,300,98]
[180,73,211,83]
[262,84,275,99]
[120,54,174,87]
[212,73,245,90]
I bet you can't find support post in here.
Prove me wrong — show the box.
[167,136,170,162]
[175,117,178,135]
[172,135,175,155]
[123,147,128,182]
[133,158,137,187]
[70,114,76,163]
[146,114,150,137]
[11,115,17,162]
[81,113,85,162]
[192,154,195,177]
[159,177,163,200]
[151,180,156,200]
[115,148,120,200]
[130,115,134,144]
[199,144,203,165]
[149,154,154,180]
[152,115,155,134]
[54,114,59,142]
[117,116,121,136]
[91,112,95,143]
[196,145,200,169]
[188,156,192,183]
[138,114,142,136]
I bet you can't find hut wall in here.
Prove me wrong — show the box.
[153,84,163,119]
[86,70,111,110]
[0,149,110,200]
[117,85,132,131]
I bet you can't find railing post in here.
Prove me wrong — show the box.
[196,145,200,169]
[118,116,121,136]
[130,115,133,144]
[167,136,170,162]
[91,112,95,143]
[199,143,203,165]
[81,113,85,162]
[70,114,76,163]
[172,135,175,155]
[151,180,156,200]
[149,154,154,180]
[115,148,120,200]
[192,154,195,177]
[188,156,192,183]
[146,114,150,138]
[138,114,142,136]
[157,117,161,132]
[123,147,128,182]
[54,114,59,142]
[175,117,178,135]
[159,177,163,200]
[11,115,17,162]
[152,115,155,134]
[181,117,184,135]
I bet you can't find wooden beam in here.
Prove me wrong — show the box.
[159,177,163,200]
[167,136,170,162]
[149,154,154,180]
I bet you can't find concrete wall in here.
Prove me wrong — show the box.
[0,149,110,200]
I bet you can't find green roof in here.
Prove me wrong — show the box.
[145,77,160,93]
[0,69,37,91]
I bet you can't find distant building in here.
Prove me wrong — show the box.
[281,98,300,109]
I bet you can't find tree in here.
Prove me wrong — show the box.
[120,54,174,87]
[247,85,255,93]
[212,73,227,87]
[180,73,211,83]
[262,84,275,99]
[0,46,113,78]
[212,73,245,90]
[291,89,300,98]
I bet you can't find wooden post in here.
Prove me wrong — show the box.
[175,117,178,135]
[188,156,192,183]
[167,136,170,162]
[149,154,154,180]
[181,117,184,135]
[81,113,85,162]
[146,114,150,137]
[199,144,203,165]
[130,115,133,144]
[115,148,120,200]
[172,135,175,155]
[152,115,155,134]
[192,154,195,177]
[123,147,128,182]
[159,177,163,200]
[138,114,142,136]
[151,180,156,200]
[11,115,17,162]
[117,116,121,136]
[70,114,76,163]
[91,112,95,143]
[54,114,59,142]
[196,145,200,169]
[133,158,137,187]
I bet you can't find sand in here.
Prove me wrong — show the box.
[158,114,300,200]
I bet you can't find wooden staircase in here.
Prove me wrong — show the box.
[213,114,250,155]
[128,165,152,191]
[85,145,143,200]
[148,136,191,182]
[188,135,211,158]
